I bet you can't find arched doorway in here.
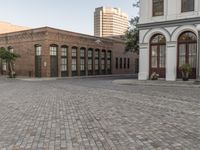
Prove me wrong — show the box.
[35,45,42,77]
[50,44,58,77]
[177,31,197,79]
[150,34,166,78]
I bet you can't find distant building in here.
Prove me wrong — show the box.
[0,21,29,34]
[0,27,137,77]
[94,7,128,38]
[138,0,200,81]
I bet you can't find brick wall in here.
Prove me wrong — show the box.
[0,27,138,77]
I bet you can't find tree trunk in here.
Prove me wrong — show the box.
[8,61,14,78]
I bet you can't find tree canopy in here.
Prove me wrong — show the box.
[0,47,20,61]
[125,16,139,54]
[125,0,139,54]
[0,47,20,78]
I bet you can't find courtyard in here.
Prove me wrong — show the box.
[0,76,200,150]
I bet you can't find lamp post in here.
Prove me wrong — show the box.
[195,25,200,84]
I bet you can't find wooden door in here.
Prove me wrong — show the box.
[177,32,197,79]
[150,44,166,78]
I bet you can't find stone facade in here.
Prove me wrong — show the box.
[138,0,200,81]
[0,27,137,77]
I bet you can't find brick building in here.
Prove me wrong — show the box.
[0,27,137,77]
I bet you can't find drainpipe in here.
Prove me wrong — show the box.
[195,25,200,84]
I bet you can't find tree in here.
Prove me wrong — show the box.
[125,16,139,54]
[133,0,140,7]
[125,0,140,54]
[0,47,20,78]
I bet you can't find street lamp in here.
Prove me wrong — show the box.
[195,25,200,84]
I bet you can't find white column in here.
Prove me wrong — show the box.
[195,25,200,82]
[138,44,149,80]
[166,42,177,81]
[196,31,200,81]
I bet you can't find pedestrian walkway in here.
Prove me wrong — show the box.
[0,78,200,149]
[113,79,200,88]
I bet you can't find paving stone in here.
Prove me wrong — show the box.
[0,78,199,150]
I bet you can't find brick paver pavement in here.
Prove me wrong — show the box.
[0,78,200,150]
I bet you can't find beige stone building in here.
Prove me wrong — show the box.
[94,7,128,38]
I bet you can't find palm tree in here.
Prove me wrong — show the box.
[0,47,20,78]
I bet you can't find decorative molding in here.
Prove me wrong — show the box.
[138,17,200,30]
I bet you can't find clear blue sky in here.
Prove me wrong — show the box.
[0,0,138,35]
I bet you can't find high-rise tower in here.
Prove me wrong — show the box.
[94,7,128,38]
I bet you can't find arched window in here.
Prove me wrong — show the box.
[95,49,100,75]
[107,50,112,74]
[0,47,7,73]
[35,45,42,77]
[101,50,106,74]
[178,31,197,78]
[35,45,42,56]
[80,47,86,76]
[150,34,166,78]
[61,45,68,77]
[50,44,58,56]
[181,0,194,12]
[50,44,58,77]
[152,0,164,16]
[71,46,78,76]
[88,48,93,75]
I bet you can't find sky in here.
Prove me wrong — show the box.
[0,0,139,35]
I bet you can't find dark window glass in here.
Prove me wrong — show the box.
[107,51,111,59]
[95,50,99,58]
[72,59,77,71]
[116,57,118,69]
[128,58,130,69]
[61,47,68,71]
[182,0,194,12]
[88,50,93,71]
[107,60,111,70]
[124,58,126,69]
[101,51,106,70]
[95,50,99,70]
[120,58,122,69]
[153,0,164,16]
[80,48,85,71]
[107,51,112,71]
[80,59,85,71]
[61,58,67,71]
[101,50,105,59]
[72,47,77,71]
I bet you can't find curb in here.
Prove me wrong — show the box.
[16,74,138,81]
[112,79,200,88]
